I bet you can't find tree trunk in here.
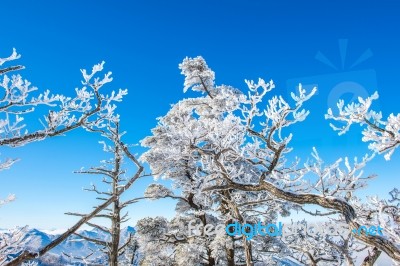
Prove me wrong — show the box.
[223,190,253,266]
[361,247,382,266]
[207,248,216,266]
[110,148,122,266]
[199,213,216,266]
[226,241,235,266]
[109,199,121,266]
[242,236,253,266]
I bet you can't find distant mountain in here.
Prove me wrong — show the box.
[2,227,137,266]
[22,229,54,251]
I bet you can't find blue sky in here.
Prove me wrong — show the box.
[0,0,399,229]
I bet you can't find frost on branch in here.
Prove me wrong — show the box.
[342,188,400,265]
[0,49,127,148]
[179,56,215,95]
[144,183,172,199]
[0,49,20,66]
[326,91,400,160]
[0,157,18,173]
[0,49,60,144]
[136,215,219,265]
[0,48,23,76]
[304,147,376,199]
[136,217,170,261]
[80,61,113,89]
[353,188,400,248]
[0,194,15,207]
[21,261,38,266]
[281,219,363,265]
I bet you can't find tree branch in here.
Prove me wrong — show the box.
[203,179,400,261]
[5,165,144,265]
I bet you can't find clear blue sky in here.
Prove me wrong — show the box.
[0,0,399,230]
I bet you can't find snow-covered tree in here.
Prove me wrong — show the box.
[1,49,142,266]
[140,57,299,265]
[65,120,144,266]
[140,56,400,265]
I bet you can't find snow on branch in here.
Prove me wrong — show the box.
[0,49,24,76]
[0,194,16,207]
[0,49,21,67]
[0,49,127,148]
[305,147,376,199]
[179,56,215,96]
[326,91,400,160]
[144,183,173,199]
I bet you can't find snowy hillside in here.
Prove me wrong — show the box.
[1,227,136,265]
